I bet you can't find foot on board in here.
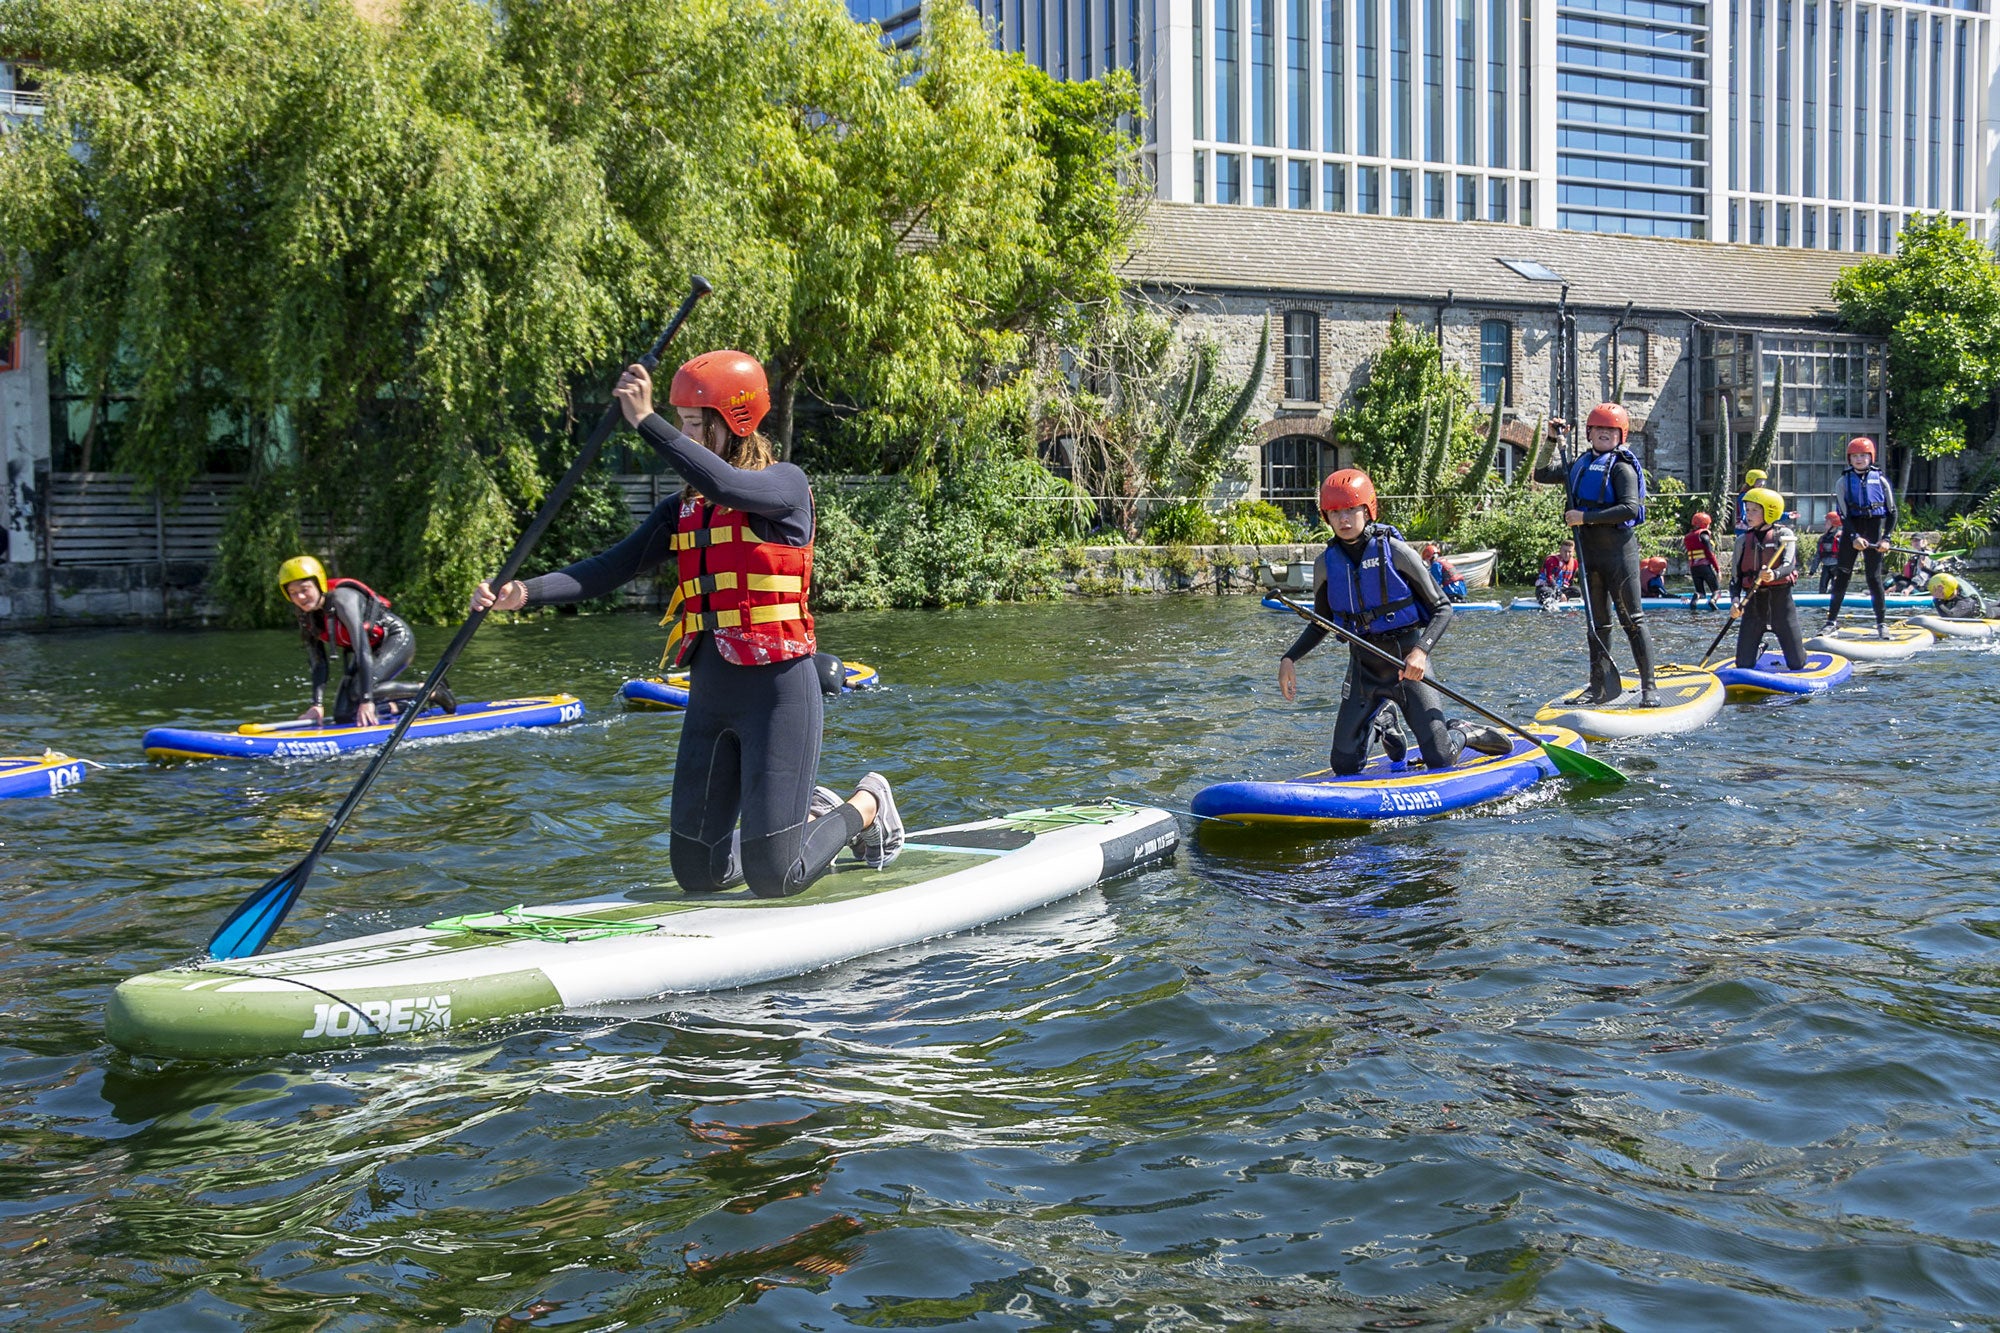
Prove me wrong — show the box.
[851,772,904,869]
[1458,722,1513,757]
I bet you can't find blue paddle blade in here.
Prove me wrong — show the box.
[207,856,315,961]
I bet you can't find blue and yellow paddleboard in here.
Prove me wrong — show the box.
[142,695,586,761]
[620,660,881,711]
[1191,725,1585,830]
[0,751,90,800]
[1711,650,1853,700]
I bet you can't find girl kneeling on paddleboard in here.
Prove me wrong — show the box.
[280,555,450,726]
[1277,469,1510,774]
[1732,487,1807,671]
[472,351,902,897]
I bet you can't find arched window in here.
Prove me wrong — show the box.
[1262,434,1337,519]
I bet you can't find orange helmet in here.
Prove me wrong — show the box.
[1421,542,1439,559]
[1691,511,1711,531]
[1845,435,1877,461]
[1586,402,1631,438]
[1318,468,1379,519]
[1826,510,1842,525]
[669,350,770,438]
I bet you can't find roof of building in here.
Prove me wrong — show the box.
[1122,202,1875,322]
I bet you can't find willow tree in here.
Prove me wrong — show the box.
[0,0,643,622]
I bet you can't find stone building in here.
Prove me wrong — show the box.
[1122,201,1892,524]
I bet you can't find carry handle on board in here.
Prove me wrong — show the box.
[206,276,716,962]
[1272,593,1627,785]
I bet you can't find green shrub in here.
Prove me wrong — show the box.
[1215,499,1299,545]
[1141,500,1220,545]
[1449,485,1572,582]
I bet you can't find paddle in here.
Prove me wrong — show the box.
[1698,544,1784,667]
[1273,593,1626,784]
[207,277,715,961]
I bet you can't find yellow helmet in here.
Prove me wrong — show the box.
[1929,572,1960,601]
[1741,487,1784,525]
[277,554,328,594]
[1745,468,1768,485]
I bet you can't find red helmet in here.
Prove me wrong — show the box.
[1421,542,1439,559]
[1691,511,1711,530]
[1826,510,1842,525]
[1586,402,1631,438]
[1845,435,1877,461]
[669,350,770,438]
[1318,468,1379,519]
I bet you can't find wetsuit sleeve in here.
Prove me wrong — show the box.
[304,631,328,707]
[633,414,813,544]
[1576,459,1642,527]
[331,587,374,701]
[1881,478,1898,536]
[1831,477,1851,522]
[520,499,678,606]
[1281,566,1330,661]
[1389,539,1455,656]
[1531,456,1571,488]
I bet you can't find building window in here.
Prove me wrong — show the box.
[1358,0,1380,154]
[1457,175,1477,219]
[1829,208,1843,250]
[1289,159,1315,208]
[1283,311,1321,400]
[1216,0,1241,144]
[1359,164,1383,212]
[1425,171,1447,217]
[1324,0,1346,152]
[1803,206,1817,249]
[1289,0,1313,148]
[1488,177,1508,221]
[1254,154,1279,205]
[1217,151,1244,203]
[1262,435,1338,518]
[1253,0,1277,146]
[1392,167,1415,215]
[1479,319,1511,404]
[1324,161,1349,210]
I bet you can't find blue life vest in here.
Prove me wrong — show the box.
[1841,467,1892,518]
[1566,447,1647,528]
[1322,525,1431,636]
[1426,558,1467,599]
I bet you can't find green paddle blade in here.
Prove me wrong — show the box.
[1540,739,1626,784]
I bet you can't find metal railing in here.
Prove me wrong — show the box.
[1,88,46,116]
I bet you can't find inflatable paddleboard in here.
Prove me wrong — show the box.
[1804,623,1934,661]
[1711,650,1853,700]
[105,802,1179,1058]
[0,752,90,800]
[143,695,586,761]
[1907,615,2000,640]
[1532,667,1724,740]
[621,660,881,711]
[1511,596,1705,613]
[1190,725,1586,829]
[1792,591,1931,609]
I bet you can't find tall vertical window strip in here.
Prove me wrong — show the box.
[1804,0,1817,199]
[1081,0,1092,76]
[1194,8,1206,139]
[1728,0,1740,189]
[1253,0,1276,146]
[1456,0,1475,164]
[1325,0,1347,152]
[1487,0,1508,168]
[1829,1,1843,198]
[1290,0,1313,148]
[1130,0,1141,71]
[1058,0,1071,77]
[1105,0,1117,75]
[1750,0,1765,192]
[1853,11,1867,201]
[1217,0,1240,144]
[1392,0,1413,158]
[1778,0,1792,196]
[1878,11,1892,206]
[1359,0,1380,155]
[1519,10,1531,171]
[1424,0,1446,161]
[1480,320,1510,403]
[1927,17,1941,209]
[1953,20,1966,212]
[1903,14,1917,207]
[1283,312,1320,400]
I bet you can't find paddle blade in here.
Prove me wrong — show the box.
[207,855,317,960]
[1541,740,1626,785]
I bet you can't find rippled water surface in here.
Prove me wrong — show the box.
[5,597,2000,1330]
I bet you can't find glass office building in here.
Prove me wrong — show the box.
[899,0,1994,248]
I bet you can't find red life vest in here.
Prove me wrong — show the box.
[1682,530,1714,568]
[1736,525,1798,588]
[314,578,393,650]
[663,498,815,668]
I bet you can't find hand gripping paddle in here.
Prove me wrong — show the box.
[207,277,715,961]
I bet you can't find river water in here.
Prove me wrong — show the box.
[4,597,1999,1329]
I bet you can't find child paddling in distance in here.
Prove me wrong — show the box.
[1812,512,1843,592]
[1276,468,1512,775]
[1682,511,1721,612]
[1732,487,1808,672]
[278,555,451,727]
[471,350,903,898]
[1420,543,1467,602]
[1926,573,1992,620]
[1533,402,1662,707]
[1534,539,1578,608]
[1640,555,1669,599]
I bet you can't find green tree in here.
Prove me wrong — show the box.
[1330,313,1480,525]
[1834,214,2000,463]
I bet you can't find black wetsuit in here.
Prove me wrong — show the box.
[1734,523,1807,670]
[1814,529,1843,591]
[1826,466,1897,624]
[1535,448,1657,700]
[1282,530,1469,775]
[521,414,861,899]
[1932,590,1989,619]
[301,585,423,724]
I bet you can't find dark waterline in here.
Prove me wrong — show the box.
[4,598,1999,1329]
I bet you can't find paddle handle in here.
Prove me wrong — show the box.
[308,277,713,855]
[1274,594,1543,751]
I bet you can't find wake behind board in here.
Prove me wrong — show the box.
[143,695,585,761]
[1711,650,1853,700]
[1907,615,2000,640]
[106,802,1179,1059]
[1191,725,1586,830]
[1532,667,1724,740]
[0,752,90,800]
[621,660,881,711]
[1804,624,1934,661]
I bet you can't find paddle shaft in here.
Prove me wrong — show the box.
[1700,544,1785,664]
[210,278,712,959]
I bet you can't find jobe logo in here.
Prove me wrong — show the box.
[558,703,583,722]
[276,740,341,757]
[303,994,452,1040]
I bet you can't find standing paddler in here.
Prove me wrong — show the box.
[471,350,903,896]
[1533,403,1661,707]
[1820,435,1897,638]
[1276,468,1511,773]
[1732,486,1807,671]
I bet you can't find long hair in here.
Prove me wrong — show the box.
[682,407,775,503]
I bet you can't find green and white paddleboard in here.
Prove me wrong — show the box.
[107,803,1179,1059]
